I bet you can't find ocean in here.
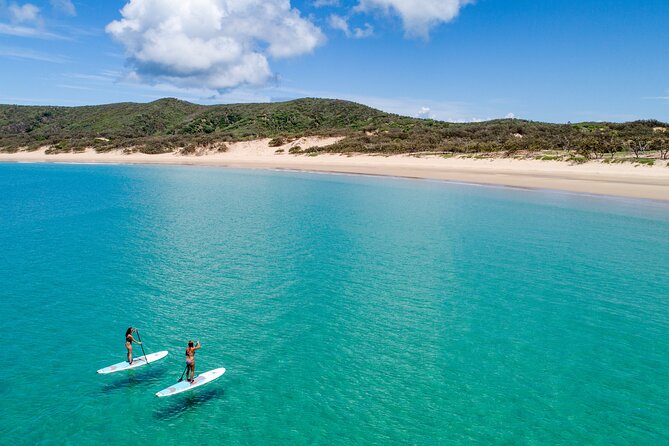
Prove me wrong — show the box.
[1,163,668,444]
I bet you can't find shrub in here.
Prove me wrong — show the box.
[269,137,285,147]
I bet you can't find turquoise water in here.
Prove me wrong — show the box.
[1,163,668,445]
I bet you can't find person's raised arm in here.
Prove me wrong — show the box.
[193,341,201,351]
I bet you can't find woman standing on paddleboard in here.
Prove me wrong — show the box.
[185,340,201,383]
[125,327,142,364]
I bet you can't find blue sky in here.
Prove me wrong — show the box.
[0,0,667,122]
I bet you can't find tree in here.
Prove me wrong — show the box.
[575,136,607,159]
[651,137,669,160]
[623,138,650,159]
[606,131,621,159]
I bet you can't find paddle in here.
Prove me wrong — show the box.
[177,365,188,382]
[136,329,150,364]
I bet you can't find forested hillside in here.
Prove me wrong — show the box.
[1,98,667,160]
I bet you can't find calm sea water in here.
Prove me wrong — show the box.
[0,163,668,445]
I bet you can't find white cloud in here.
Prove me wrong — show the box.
[313,0,339,6]
[57,84,94,90]
[0,2,70,39]
[642,91,669,101]
[328,14,373,38]
[417,106,432,119]
[9,2,40,23]
[106,0,325,91]
[353,23,373,38]
[355,0,473,38]
[50,0,76,16]
[0,45,67,62]
[0,22,63,38]
[328,14,348,33]
[505,112,516,119]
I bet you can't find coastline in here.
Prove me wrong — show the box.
[2,139,669,202]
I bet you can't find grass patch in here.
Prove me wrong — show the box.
[567,156,588,164]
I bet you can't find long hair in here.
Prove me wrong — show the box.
[188,340,194,348]
[126,327,133,337]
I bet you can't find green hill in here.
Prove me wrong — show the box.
[0,97,667,159]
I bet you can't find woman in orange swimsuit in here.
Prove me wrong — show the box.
[125,327,142,364]
[185,340,201,383]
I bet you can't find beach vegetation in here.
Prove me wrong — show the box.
[269,137,286,147]
[1,98,667,163]
[567,155,588,164]
[651,137,669,160]
[623,138,650,159]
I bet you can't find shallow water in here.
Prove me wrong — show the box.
[1,163,668,444]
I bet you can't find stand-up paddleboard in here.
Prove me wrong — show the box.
[97,351,169,374]
[155,367,226,397]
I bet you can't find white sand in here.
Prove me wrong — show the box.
[2,136,668,201]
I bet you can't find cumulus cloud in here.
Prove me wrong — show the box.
[0,2,68,38]
[417,106,432,119]
[9,2,40,23]
[355,0,473,38]
[505,112,516,119]
[352,23,373,38]
[328,14,373,38]
[50,0,76,16]
[106,0,325,90]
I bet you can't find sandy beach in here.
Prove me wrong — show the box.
[2,137,668,201]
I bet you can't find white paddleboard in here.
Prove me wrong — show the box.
[155,367,226,397]
[97,351,169,374]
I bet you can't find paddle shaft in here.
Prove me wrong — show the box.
[178,365,188,382]
[136,329,149,364]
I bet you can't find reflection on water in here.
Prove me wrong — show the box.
[153,387,226,420]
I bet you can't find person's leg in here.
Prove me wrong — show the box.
[191,362,196,382]
[127,345,133,364]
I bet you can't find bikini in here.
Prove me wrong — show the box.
[126,335,133,364]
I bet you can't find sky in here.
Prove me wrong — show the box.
[0,0,667,123]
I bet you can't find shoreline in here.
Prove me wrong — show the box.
[2,142,669,202]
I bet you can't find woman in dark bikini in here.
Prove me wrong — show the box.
[125,327,142,364]
[185,340,201,383]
